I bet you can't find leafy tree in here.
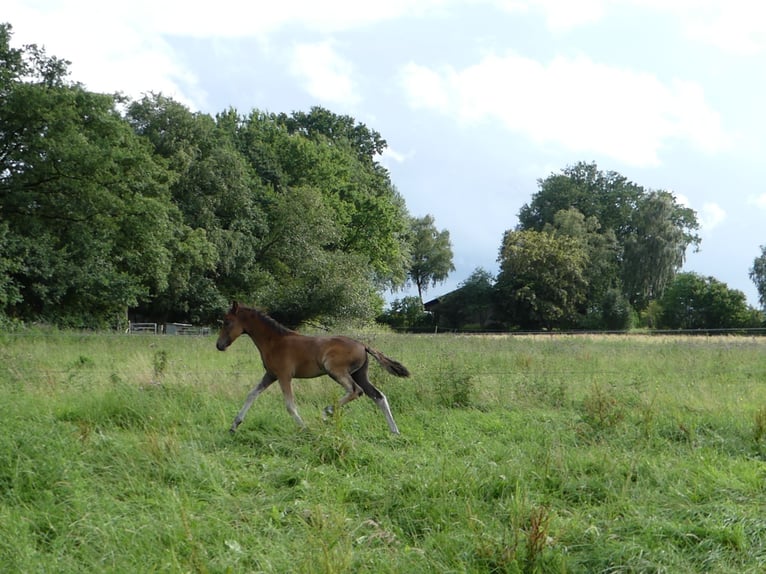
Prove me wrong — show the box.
[377,296,432,331]
[544,207,622,326]
[0,222,22,308]
[239,108,412,288]
[1,25,179,326]
[519,162,643,235]
[494,230,588,330]
[126,94,267,321]
[518,162,700,310]
[1,25,413,326]
[256,186,383,326]
[407,214,455,304]
[277,105,387,162]
[622,191,699,308]
[658,272,758,329]
[128,99,411,324]
[599,288,634,330]
[750,245,766,310]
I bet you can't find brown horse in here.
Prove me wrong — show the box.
[216,301,410,434]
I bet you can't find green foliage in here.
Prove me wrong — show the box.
[495,229,588,329]
[378,296,432,331]
[598,287,635,330]
[545,207,622,326]
[406,214,455,303]
[750,244,766,310]
[1,26,179,327]
[127,98,411,324]
[1,27,412,326]
[518,162,700,312]
[2,331,766,572]
[658,272,760,330]
[622,191,699,308]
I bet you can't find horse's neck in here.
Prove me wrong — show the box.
[245,310,287,348]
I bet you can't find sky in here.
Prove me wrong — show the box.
[6,0,766,307]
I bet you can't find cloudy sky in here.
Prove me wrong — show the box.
[6,0,766,306]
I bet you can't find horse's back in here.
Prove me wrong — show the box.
[275,333,365,378]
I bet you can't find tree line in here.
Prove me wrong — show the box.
[383,162,765,332]
[1,23,455,328]
[3,23,765,332]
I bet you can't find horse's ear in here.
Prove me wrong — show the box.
[231,301,239,312]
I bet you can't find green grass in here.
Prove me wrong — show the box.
[1,329,766,572]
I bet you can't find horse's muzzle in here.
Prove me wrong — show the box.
[216,339,229,351]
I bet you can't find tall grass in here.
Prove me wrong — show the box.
[1,329,766,572]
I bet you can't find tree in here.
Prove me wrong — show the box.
[126,94,268,322]
[494,230,588,330]
[599,288,635,330]
[658,272,758,329]
[544,207,621,326]
[518,162,643,235]
[750,245,766,310]
[239,108,412,293]
[407,215,455,304]
[277,105,387,162]
[1,25,180,326]
[621,191,699,308]
[518,162,700,310]
[128,99,412,324]
[377,296,432,331]
[1,24,414,326]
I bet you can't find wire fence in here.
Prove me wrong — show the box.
[391,326,766,337]
[3,325,766,338]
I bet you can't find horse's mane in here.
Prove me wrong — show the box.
[240,305,296,336]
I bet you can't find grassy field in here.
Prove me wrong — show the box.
[1,328,765,573]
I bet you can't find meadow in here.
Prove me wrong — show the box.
[1,328,765,573]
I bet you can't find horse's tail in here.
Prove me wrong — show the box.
[365,347,411,378]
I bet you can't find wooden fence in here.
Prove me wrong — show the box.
[128,322,210,336]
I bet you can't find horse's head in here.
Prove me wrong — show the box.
[216,301,245,351]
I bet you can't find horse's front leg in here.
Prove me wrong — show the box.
[230,372,276,433]
[277,377,306,428]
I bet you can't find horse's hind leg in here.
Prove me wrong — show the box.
[323,373,363,420]
[352,367,400,435]
[231,372,276,433]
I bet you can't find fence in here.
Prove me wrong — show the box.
[127,322,210,336]
[127,322,158,334]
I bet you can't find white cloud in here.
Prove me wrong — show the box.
[290,41,360,105]
[400,63,452,112]
[533,0,606,30]
[699,202,726,231]
[400,51,728,166]
[5,0,443,108]
[380,146,410,164]
[492,0,766,54]
[5,0,204,106]
[677,197,725,233]
[665,0,766,55]
[10,0,443,38]
[747,194,766,209]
